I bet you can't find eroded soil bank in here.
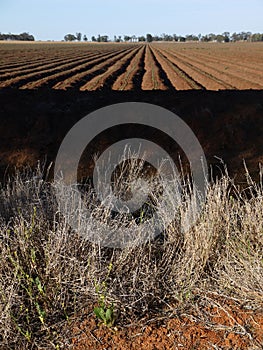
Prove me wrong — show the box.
[0,89,262,184]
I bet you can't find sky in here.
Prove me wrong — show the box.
[0,0,262,41]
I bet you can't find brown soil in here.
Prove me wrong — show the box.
[21,50,126,90]
[53,49,130,90]
[112,46,145,90]
[174,49,263,81]
[80,47,140,91]
[70,300,263,349]
[0,53,98,88]
[160,48,232,90]
[158,48,220,90]
[141,45,167,90]
[1,42,263,91]
[151,47,192,90]
[166,48,263,90]
[181,45,263,72]
[0,52,95,79]
[0,48,100,72]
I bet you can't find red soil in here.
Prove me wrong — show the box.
[71,300,263,350]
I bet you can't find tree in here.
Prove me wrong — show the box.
[245,32,252,41]
[237,31,252,41]
[19,32,35,41]
[146,33,153,42]
[208,33,216,41]
[178,36,186,42]
[114,35,123,42]
[161,33,173,41]
[231,32,237,42]
[185,34,199,42]
[64,34,76,42]
[83,35,88,42]
[222,32,230,42]
[251,33,263,42]
[91,36,97,42]
[124,35,131,42]
[201,34,210,42]
[173,34,179,42]
[76,32,82,41]
[100,35,108,42]
[216,34,224,43]
[138,36,146,42]
[0,32,34,41]
[152,35,161,41]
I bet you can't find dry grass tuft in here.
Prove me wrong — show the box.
[0,163,262,348]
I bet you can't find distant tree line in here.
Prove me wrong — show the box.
[91,35,109,42]
[0,32,35,41]
[2,31,262,43]
[142,32,263,43]
[63,31,263,43]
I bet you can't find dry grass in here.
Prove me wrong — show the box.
[0,162,262,349]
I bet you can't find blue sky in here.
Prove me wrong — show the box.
[0,0,262,41]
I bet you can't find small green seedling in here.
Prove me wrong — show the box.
[93,263,115,327]
[94,302,115,327]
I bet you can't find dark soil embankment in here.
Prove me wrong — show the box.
[0,88,262,183]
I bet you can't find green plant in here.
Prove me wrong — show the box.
[94,301,115,327]
[93,263,116,327]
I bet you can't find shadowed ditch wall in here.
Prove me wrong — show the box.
[0,88,262,184]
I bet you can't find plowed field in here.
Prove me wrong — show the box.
[0,41,262,90]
